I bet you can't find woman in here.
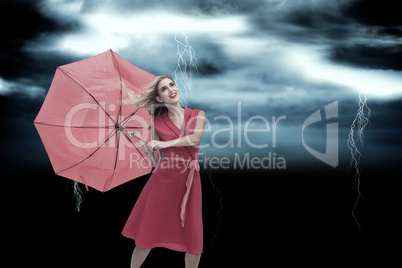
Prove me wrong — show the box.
[122,75,205,268]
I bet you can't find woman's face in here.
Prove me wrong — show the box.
[156,78,180,105]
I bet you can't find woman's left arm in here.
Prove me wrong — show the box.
[148,110,206,150]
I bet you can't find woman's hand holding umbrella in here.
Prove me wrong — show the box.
[147,140,166,151]
[127,131,159,167]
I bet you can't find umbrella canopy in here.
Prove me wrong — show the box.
[34,50,155,192]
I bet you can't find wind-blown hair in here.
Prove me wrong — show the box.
[125,74,174,119]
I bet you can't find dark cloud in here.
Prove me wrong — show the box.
[192,39,230,76]
[280,9,353,41]
[0,0,79,80]
[0,95,47,172]
[246,3,354,46]
[192,0,266,15]
[1,0,401,174]
[283,9,350,29]
[65,0,267,16]
[366,99,402,130]
[251,0,402,50]
[0,94,43,119]
[341,0,402,27]
[377,27,402,38]
[197,60,222,76]
[16,51,84,89]
[245,0,402,76]
[328,44,402,71]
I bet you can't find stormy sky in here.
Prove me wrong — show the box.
[1,0,402,174]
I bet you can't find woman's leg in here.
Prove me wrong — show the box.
[130,246,151,268]
[185,253,201,268]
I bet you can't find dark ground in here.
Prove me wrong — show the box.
[2,161,402,267]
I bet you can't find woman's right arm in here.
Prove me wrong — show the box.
[149,132,161,166]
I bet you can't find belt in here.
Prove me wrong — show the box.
[163,156,200,227]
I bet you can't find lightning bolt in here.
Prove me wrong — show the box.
[174,32,199,107]
[72,180,84,212]
[347,92,371,230]
[207,168,223,251]
[174,32,223,248]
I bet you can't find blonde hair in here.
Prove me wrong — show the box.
[124,74,174,119]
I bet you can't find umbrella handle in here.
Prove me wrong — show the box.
[126,130,143,140]
[125,130,161,166]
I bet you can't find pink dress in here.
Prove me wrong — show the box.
[122,107,203,255]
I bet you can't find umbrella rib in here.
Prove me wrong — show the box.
[56,129,117,175]
[120,107,151,130]
[124,126,150,129]
[122,131,145,158]
[121,106,140,126]
[110,50,123,127]
[58,67,117,125]
[104,128,121,191]
[104,129,148,191]
[109,51,150,134]
[33,122,114,129]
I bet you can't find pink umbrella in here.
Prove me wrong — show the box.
[34,50,155,192]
